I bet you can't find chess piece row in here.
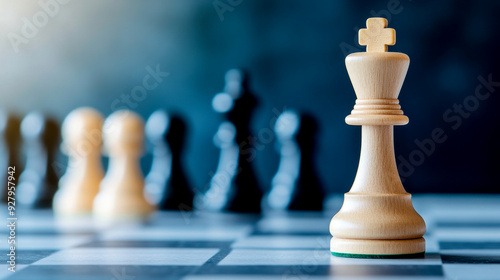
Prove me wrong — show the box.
[54,109,155,222]
[197,69,324,213]
[53,106,324,220]
[0,112,59,208]
[2,68,325,221]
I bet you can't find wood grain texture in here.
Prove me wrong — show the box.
[330,17,426,257]
[331,237,425,256]
[359,18,395,52]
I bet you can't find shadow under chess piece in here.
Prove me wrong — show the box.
[200,69,263,213]
[17,112,60,208]
[145,110,194,211]
[93,110,154,223]
[0,112,21,203]
[53,108,105,217]
[265,110,324,211]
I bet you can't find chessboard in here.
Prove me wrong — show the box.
[1,195,499,280]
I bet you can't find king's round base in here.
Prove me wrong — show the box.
[330,237,425,258]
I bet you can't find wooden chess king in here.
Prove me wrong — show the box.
[329,18,426,258]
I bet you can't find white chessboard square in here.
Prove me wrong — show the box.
[232,235,330,249]
[440,249,500,255]
[424,234,440,253]
[185,277,444,280]
[443,264,500,280]
[0,264,29,279]
[219,249,332,266]
[0,235,92,250]
[32,248,218,265]
[100,225,252,241]
[434,228,500,241]
[257,216,330,234]
[1,211,95,234]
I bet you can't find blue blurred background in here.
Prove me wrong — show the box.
[1,0,499,194]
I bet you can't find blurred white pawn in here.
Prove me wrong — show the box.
[93,110,154,224]
[53,108,104,218]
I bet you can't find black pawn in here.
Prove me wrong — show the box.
[202,69,263,213]
[17,112,59,208]
[145,110,194,211]
[266,110,324,211]
[0,112,21,203]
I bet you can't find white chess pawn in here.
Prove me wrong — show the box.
[53,108,104,217]
[93,110,154,222]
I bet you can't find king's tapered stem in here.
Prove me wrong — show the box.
[350,125,406,194]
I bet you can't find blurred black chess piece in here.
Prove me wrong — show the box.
[17,112,59,208]
[0,112,21,203]
[199,69,263,213]
[145,110,194,211]
[265,110,324,211]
